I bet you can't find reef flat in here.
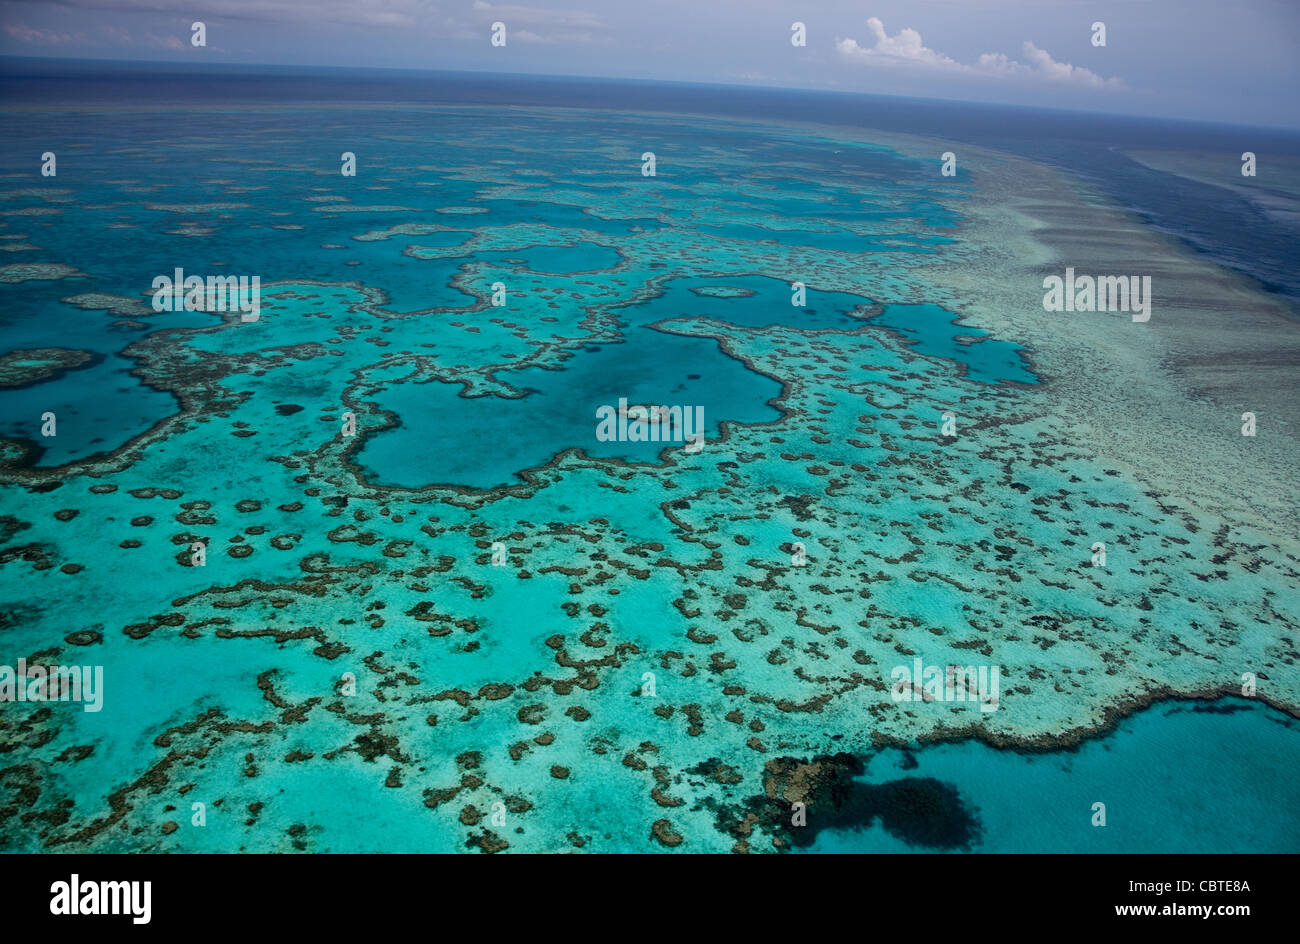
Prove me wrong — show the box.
[0,104,1296,853]
[0,348,97,390]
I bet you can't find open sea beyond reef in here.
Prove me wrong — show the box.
[0,61,1297,853]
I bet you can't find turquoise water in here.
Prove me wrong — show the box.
[0,85,1296,854]
[356,276,1033,489]
[358,328,785,489]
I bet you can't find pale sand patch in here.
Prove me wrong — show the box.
[312,204,417,213]
[0,188,74,201]
[353,223,456,242]
[166,224,213,237]
[0,262,84,283]
[146,202,250,212]
[62,293,156,318]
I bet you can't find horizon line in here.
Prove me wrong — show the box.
[3,53,1299,136]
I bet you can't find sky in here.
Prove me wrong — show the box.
[1,0,1298,128]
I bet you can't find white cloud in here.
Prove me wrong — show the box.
[836,17,964,71]
[975,51,1023,77]
[837,18,1123,90]
[1020,41,1121,88]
